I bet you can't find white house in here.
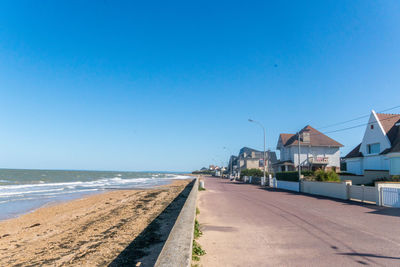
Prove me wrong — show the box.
[344,110,400,176]
[275,125,343,172]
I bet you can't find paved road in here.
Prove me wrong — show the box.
[197,177,400,267]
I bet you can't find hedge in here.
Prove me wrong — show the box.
[275,171,315,181]
[240,168,265,178]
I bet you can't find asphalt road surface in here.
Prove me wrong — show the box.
[197,177,400,267]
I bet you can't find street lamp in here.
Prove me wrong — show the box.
[248,119,267,185]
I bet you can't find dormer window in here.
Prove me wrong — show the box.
[367,143,380,154]
[370,124,374,129]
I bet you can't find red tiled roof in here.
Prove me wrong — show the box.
[376,113,400,145]
[279,133,295,146]
[279,125,343,147]
[376,113,400,154]
[345,112,400,157]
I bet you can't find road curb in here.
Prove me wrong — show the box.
[155,178,198,267]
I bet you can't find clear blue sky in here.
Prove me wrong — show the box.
[0,1,400,171]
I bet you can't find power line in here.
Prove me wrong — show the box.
[324,113,400,135]
[303,113,400,138]
[285,114,400,141]
[316,105,400,130]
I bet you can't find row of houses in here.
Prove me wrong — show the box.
[227,110,400,179]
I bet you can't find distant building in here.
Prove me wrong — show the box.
[227,155,238,176]
[275,125,343,172]
[237,147,277,174]
[344,110,400,176]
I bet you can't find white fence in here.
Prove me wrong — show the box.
[376,183,400,207]
[267,178,400,208]
[381,188,400,208]
[272,179,300,192]
[302,181,351,200]
[348,185,376,203]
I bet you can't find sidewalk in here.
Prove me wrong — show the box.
[197,177,400,266]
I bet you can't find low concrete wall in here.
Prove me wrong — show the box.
[302,180,351,200]
[274,179,299,192]
[155,178,198,267]
[340,175,373,185]
[341,170,390,185]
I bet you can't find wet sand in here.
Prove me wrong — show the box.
[0,179,192,266]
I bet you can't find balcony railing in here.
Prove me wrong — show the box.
[308,157,329,164]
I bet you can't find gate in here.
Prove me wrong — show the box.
[348,185,376,203]
[381,187,400,208]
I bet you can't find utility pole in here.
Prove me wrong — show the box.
[248,119,266,186]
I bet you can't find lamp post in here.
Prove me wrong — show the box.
[248,119,266,185]
[297,132,301,181]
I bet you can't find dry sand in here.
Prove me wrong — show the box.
[0,179,193,267]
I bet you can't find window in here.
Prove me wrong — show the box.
[370,124,374,129]
[367,143,380,154]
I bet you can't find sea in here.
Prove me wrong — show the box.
[0,169,191,221]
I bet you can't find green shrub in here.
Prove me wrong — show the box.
[275,171,314,181]
[276,171,299,181]
[374,176,400,183]
[392,175,400,181]
[315,170,340,182]
[240,168,264,178]
[301,170,315,177]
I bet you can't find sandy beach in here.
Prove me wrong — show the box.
[0,179,193,266]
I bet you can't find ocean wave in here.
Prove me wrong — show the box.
[0,174,191,198]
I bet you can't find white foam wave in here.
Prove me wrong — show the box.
[0,174,191,199]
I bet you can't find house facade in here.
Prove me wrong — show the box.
[275,125,343,172]
[344,110,400,176]
[237,147,277,174]
[227,155,238,176]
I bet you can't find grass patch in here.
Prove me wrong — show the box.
[192,212,206,262]
[198,185,206,191]
[194,219,202,239]
[192,240,206,261]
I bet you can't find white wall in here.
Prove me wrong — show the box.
[275,180,300,192]
[292,146,340,168]
[279,146,290,161]
[302,181,350,200]
[360,111,391,156]
[389,156,400,175]
[363,155,389,171]
[346,158,363,175]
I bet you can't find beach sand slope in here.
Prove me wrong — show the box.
[0,179,192,266]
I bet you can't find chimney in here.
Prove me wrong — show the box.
[251,151,255,158]
[302,130,310,143]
